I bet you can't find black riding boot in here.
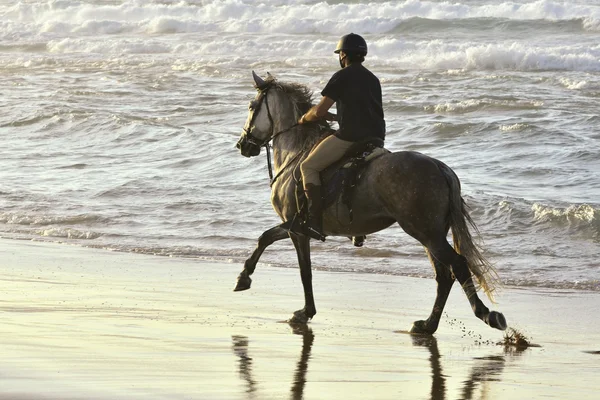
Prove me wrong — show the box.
[304,183,325,241]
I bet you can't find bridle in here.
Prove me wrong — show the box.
[237,86,300,185]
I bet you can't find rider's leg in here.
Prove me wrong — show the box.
[304,183,323,235]
[300,135,353,236]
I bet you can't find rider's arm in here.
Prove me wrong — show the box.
[299,96,336,124]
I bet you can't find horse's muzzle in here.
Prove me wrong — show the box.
[236,136,261,158]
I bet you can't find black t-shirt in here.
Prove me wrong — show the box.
[321,63,385,142]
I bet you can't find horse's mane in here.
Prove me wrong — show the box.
[265,76,333,150]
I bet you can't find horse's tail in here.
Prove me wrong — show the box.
[437,160,499,302]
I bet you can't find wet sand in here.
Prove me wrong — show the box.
[1,239,599,399]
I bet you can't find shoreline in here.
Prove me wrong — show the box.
[1,238,599,399]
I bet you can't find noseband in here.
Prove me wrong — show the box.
[237,86,299,184]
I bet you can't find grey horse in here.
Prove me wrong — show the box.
[234,71,506,335]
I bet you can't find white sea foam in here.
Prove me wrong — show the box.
[3,0,600,36]
[377,40,600,72]
[583,15,600,31]
[558,77,589,89]
[499,123,529,131]
[532,203,598,225]
[27,35,599,74]
[38,228,102,240]
[427,98,543,114]
[2,1,600,73]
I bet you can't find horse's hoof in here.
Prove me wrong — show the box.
[410,320,435,335]
[288,309,312,325]
[233,274,252,292]
[488,311,507,331]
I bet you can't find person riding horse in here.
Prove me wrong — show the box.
[298,33,386,240]
[236,71,507,333]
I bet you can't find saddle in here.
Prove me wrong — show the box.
[282,136,389,242]
[317,137,387,219]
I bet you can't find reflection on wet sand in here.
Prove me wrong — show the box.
[411,335,510,400]
[460,355,506,400]
[232,335,258,399]
[232,327,519,400]
[411,335,446,400]
[232,324,314,400]
[289,324,315,400]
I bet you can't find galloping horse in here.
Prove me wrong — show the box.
[234,71,507,334]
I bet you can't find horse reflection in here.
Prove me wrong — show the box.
[289,324,315,399]
[411,335,507,400]
[411,335,446,400]
[233,327,511,399]
[231,335,257,398]
[231,324,314,400]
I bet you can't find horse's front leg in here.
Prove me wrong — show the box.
[288,233,316,324]
[234,225,290,291]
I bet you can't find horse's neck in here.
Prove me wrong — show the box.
[270,101,310,168]
[272,125,318,171]
[269,91,321,179]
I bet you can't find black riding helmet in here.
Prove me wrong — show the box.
[334,33,368,56]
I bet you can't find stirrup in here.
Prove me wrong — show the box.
[279,216,326,242]
[304,225,326,242]
[352,236,365,247]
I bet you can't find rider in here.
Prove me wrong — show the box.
[297,33,386,239]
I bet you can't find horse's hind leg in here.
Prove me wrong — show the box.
[429,242,506,331]
[234,225,290,292]
[288,233,316,324]
[410,249,455,335]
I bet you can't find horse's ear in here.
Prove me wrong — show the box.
[266,71,273,79]
[252,70,268,90]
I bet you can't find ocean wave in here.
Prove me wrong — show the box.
[0,212,107,227]
[3,1,600,38]
[392,16,589,34]
[532,203,599,232]
[87,243,257,260]
[1,112,56,128]
[1,25,599,74]
[378,40,600,72]
[476,197,600,238]
[466,196,600,238]
[425,98,543,114]
[558,77,589,90]
[56,163,89,170]
[27,38,600,74]
[583,15,600,32]
[499,123,530,131]
[37,227,102,240]
[430,122,487,135]
[503,277,600,292]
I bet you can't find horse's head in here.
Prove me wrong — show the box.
[236,71,277,158]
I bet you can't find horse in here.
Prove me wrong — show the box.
[234,71,507,335]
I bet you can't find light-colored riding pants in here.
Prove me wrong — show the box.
[300,135,354,189]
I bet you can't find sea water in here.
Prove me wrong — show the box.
[1,0,599,291]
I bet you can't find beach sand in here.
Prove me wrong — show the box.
[1,238,599,399]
